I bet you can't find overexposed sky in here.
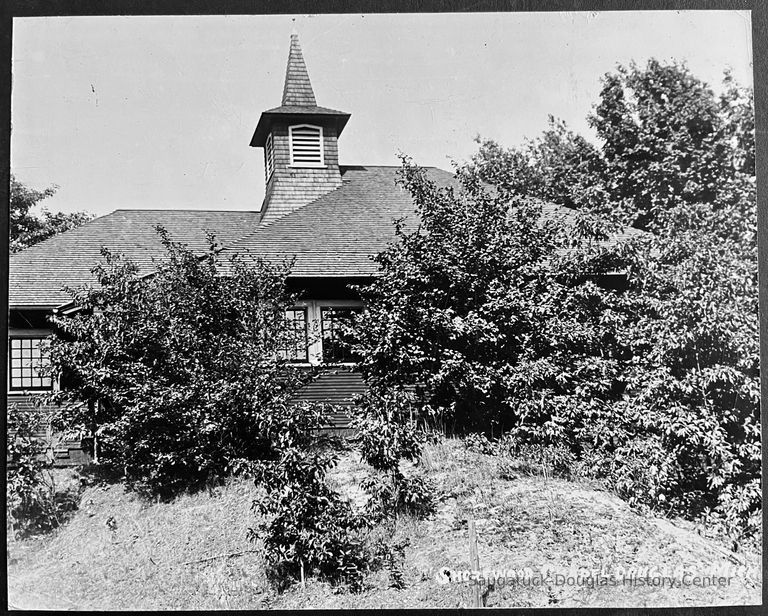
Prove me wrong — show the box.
[11,11,754,217]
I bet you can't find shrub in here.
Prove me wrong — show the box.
[352,386,435,521]
[361,470,436,521]
[463,432,495,455]
[249,402,372,591]
[46,229,309,499]
[6,405,78,537]
[352,387,425,472]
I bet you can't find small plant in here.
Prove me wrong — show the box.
[372,535,410,589]
[6,404,78,538]
[352,386,436,520]
[361,470,436,521]
[249,402,372,592]
[463,432,495,455]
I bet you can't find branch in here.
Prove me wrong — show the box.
[173,548,261,567]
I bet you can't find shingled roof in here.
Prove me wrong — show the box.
[282,32,317,107]
[218,165,447,276]
[217,165,643,277]
[9,209,259,308]
[9,165,643,310]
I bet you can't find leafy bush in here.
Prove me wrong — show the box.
[6,405,78,537]
[352,387,425,471]
[352,387,435,520]
[361,470,436,521]
[45,229,309,499]
[352,61,759,542]
[463,432,495,455]
[250,402,372,591]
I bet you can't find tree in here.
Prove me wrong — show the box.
[353,157,624,437]
[355,59,758,541]
[45,229,311,498]
[10,174,92,252]
[473,60,755,235]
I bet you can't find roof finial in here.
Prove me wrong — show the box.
[282,30,317,107]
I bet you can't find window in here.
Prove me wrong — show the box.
[280,308,309,362]
[265,133,275,180]
[320,307,362,363]
[289,124,324,167]
[9,337,52,391]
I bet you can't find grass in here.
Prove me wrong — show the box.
[7,438,762,609]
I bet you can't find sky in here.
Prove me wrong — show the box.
[11,11,754,217]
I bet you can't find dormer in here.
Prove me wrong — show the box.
[251,33,350,225]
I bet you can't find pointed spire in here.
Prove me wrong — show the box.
[281,33,317,107]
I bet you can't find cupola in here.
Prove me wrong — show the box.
[251,33,350,225]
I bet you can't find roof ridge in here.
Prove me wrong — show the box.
[111,208,259,213]
[339,164,449,171]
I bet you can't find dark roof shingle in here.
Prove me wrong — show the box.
[281,33,317,107]
[9,209,259,308]
[218,165,451,277]
[9,165,643,309]
[218,165,643,277]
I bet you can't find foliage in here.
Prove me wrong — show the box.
[589,61,754,232]
[10,174,92,252]
[6,404,78,537]
[45,228,308,499]
[352,387,435,520]
[353,387,425,472]
[250,402,372,591]
[354,156,623,437]
[354,60,758,541]
[463,432,494,455]
[472,60,755,235]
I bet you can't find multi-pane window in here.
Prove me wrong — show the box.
[265,133,275,180]
[320,307,362,363]
[9,337,52,391]
[289,124,324,167]
[280,308,309,362]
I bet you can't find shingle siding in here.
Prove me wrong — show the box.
[281,33,318,107]
[260,121,343,225]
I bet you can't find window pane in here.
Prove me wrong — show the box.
[8,337,53,390]
[280,309,308,362]
[320,307,362,363]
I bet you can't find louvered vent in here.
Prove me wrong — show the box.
[289,124,324,167]
[265,133,275,180]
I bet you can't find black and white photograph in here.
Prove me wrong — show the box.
[4,7,763,610]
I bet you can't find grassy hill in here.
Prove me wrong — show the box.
[6,438,761,609]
